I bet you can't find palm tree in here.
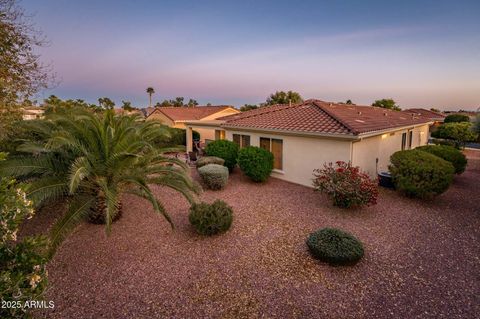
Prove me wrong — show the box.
[0,108,199,256]
[146,87,155,107]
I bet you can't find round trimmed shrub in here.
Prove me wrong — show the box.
[237,146,274,182]
[416,145,467,174]
[306,228,364,265]
[389,150,455,199]
[196,156,225,168]
[198,164,229,190]
[204,140,239,172]
[189,200,233,235]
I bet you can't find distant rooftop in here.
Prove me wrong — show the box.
[147,105,235,121]
[402,108,446,121]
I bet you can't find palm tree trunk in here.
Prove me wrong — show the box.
[149,94,152,107]
[88,195,122,224]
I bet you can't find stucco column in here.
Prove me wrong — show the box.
[186,126,193,152]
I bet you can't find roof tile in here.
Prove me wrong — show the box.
[221,100,433,135]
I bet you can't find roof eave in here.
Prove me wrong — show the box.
[220,125,359,140]
[357,121,434,138]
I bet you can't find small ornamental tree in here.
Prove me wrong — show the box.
[313,161,378,208]
[204,140,239,172]
[237,146,274,182]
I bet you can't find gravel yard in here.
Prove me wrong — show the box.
[26,151,479,318]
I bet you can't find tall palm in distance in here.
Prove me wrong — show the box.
[0,108,199,256]
[146,87,155,107]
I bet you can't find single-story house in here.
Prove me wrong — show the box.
[185,99,433,187]
[402,108,446,138]
[22,106,45,120]
[147,106,240,142]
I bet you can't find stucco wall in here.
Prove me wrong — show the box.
[195,127,216,142]
[225,130,352,187]
[352,124,430,176]
[147,112,175,126]
[202,107,239,121]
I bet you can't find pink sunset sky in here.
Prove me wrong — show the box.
[24,0,480,110]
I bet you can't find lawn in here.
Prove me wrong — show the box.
[25,151,479,318]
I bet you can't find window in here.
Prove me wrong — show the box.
[260,137,283,170]
[401,132,407,150]
[241,135,250,147]
[408,130,413,149]
[215,130,225,140]
[233,134,250,148]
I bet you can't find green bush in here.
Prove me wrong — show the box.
[196,156,225,168]
[416,145,467,174]
[237,146,274,182]
[204,140,239,172]
[198,164,229,190]
[431,122,477,148]
[189,200,233,235]
[306,228,364,265]
[444,114,470,123]
[389,150,455,198]
[431,138,459,149]
[1,153,50,318]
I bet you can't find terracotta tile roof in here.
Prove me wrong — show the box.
[402,108,446,121]
[148,106,235,121]
[220,99,433,136]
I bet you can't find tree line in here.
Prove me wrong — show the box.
[239,91,403,112]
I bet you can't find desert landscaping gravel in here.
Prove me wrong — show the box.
[24,151,479,318]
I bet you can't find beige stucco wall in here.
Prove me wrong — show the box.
[225,129,352,187]
[352,124,430,176]
[195,127,216,142]
[147,112,175,127]
[201,107,239,121]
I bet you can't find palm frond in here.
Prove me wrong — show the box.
[48,195,95,257]
[26,176,69,207]
[126,187,173,228]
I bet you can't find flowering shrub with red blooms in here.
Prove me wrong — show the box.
[313,161,378,208]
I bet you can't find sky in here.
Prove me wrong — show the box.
[22,0,480,110]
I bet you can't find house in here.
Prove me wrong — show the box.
[113,108,145,117]
[21,106,45,120]
[185,99,433,187]
[147,106,240,142]
[402,108,446,138]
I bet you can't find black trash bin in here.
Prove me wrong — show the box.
[378,172,395,189]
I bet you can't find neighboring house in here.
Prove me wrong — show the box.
[143,107,155,117]
[147,106,240,142]
[22,106,45,120]
[114,108,145,117]
[402,108,446,138]
[185,99,433,187]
